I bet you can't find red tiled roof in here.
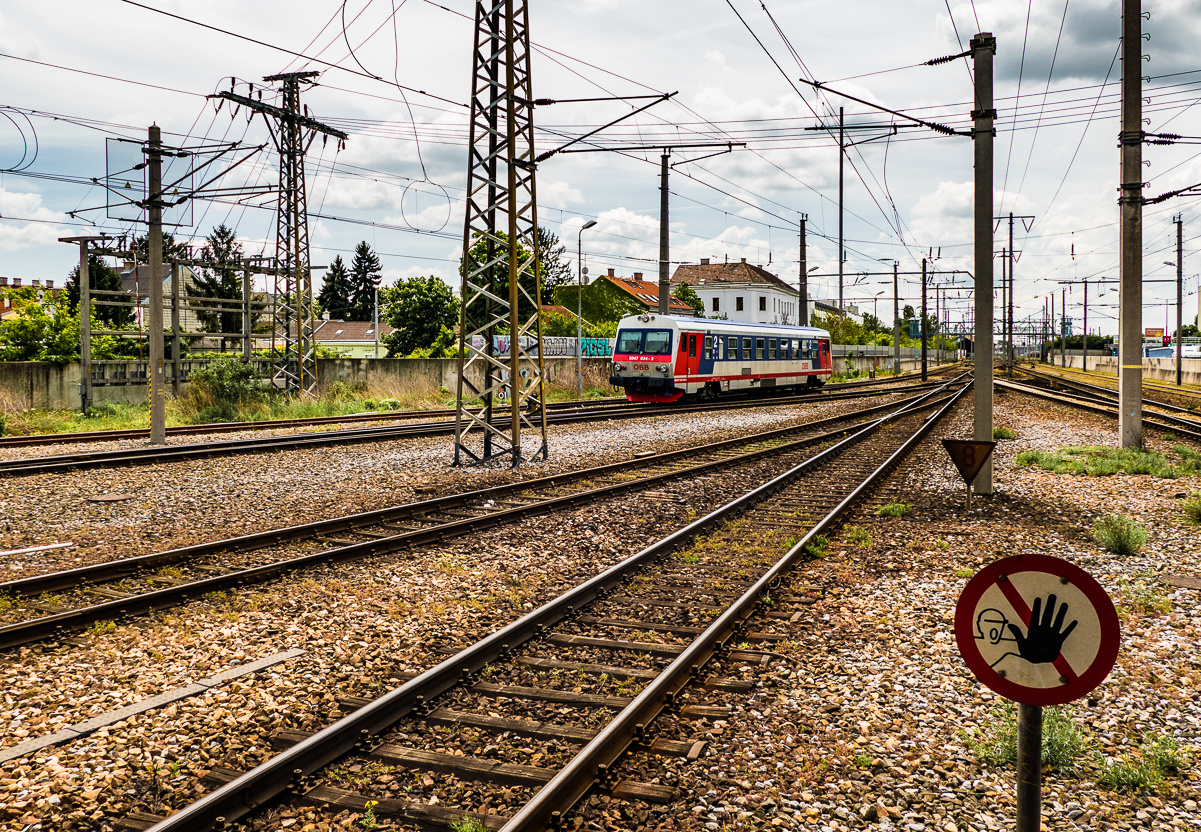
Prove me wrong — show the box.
[313,320,395,342]
[601,275,697,315]
[670,261,793,293]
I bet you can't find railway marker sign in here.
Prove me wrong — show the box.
[955,554,1120,832]
[941,439,996,508]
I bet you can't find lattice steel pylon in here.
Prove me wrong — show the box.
[453,0,548,467]
[218,72,347,395]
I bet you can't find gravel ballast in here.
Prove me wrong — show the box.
[1,388,1198,831]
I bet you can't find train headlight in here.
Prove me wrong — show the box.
[657,364,668,372]
[613,363,623,371]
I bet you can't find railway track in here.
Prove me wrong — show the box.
[999,371,1201,441]
[0,378,953,477]
[121,377,969,831]
[0,380,967,649]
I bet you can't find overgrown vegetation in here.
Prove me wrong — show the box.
[993,426,1016,440]
[1091,515,1148,556]
[1116,574,1171,617]
[1095,735,1189,792]
[1181,493,1201,525]
[843,525,872,547]
[803,534,830,558]
[1015,445,1201,478]
[876,501,912,518]
[965,702,1087,771]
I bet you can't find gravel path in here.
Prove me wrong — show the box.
[2,387,1197,831]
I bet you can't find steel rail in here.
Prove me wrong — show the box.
[0,385,953,600]
[0,387,964,649]
[0,381,951,477]
[995,378,1201,441]
[503,379,971,831]
[141,377,965,832]
[1016,366,1201,418]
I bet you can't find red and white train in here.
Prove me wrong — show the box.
[609,313,832,402]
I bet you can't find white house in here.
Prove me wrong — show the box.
[669,258,807,324]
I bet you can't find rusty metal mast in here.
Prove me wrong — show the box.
[453,0,548,467]
[218,72,347,395]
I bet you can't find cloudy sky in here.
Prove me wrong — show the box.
[3,0,1201,337]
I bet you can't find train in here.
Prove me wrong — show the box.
[608,313,833,402]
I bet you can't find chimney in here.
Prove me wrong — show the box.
[32,280,40,287]
[740,257,746,265]
[633,272,643,280]
[123,260,134,271]
[12,278,21,287]
[0,277,8,286]
[46,279,54,289]
[700,258,710,266]
[607,268,615,277]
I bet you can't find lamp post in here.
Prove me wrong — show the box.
[372,273,382,359]
[577,220,598,398]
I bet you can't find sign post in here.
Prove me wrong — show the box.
[956,555,1119,832]
[942,439,997,508]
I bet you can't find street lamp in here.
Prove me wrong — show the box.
[372,273,382,359]
[577,220,598,398]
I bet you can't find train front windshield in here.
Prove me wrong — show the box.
[615,328,673,355]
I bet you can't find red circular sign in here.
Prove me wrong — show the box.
[955,554,1120,706]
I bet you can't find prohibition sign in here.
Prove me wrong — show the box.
[955,554,1119,706]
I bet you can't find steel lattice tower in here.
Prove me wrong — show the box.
[454,0,548,467]
[220,72,347,395]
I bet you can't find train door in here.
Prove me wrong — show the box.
[820,339,831,370]
[686,333,701,378]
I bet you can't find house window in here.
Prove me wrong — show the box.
[758,296,767,312]
[712,297,720,312]
[736,296,744,312]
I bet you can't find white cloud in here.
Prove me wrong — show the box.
[0,189,68,252]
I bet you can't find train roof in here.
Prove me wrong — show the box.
[616,313,829,338]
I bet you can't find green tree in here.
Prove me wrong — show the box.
[671,282,704,316]
[317,255,353,320]
[811,311,865,345]
[66,254,134,328]
[535,226,573,291]
[381,275,458,356]
[187,224,248,349]
[347,241,382,320]
[461,228,571,326]
[0,290,133,363]
[134,231,188,262]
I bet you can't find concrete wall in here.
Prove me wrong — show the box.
[1048,355,1201,385]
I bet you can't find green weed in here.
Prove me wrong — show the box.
[1179,493,1201,525]
[87,620,117,636]
[1015,445,1200,478]
[843,526,872,548]
[1091,515,1148,556]
[953,567,974,579]
[876,502,911,518]
[965,702,1087,771]
[451,818,488,832]
[993,427,1016,440]
[803,534,830,558]
[1116,575,1171,617]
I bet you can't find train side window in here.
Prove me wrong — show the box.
[703,335,713,360]
[767,338,777,359]
[742,337,752,359]
[688,334,698,357]
[755,338,765,360]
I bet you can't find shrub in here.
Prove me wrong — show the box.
[993,427,1016,440]
[1117,575,1170,617]
[876,502,911,518]
[189,357,263,406]
[1091,515,1148,556]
